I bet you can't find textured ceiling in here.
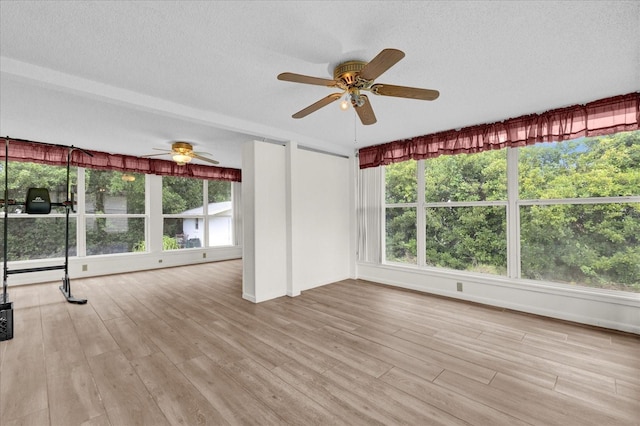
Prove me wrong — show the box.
[1,1,639,169]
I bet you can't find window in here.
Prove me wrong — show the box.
[0,161,77,261]
[518,132,640,292]
[382,130,639,293]
[85,169,146,255]
[161,177,233,249]
[424,149,507,275]
[0,159,239,263]
[425,206,507,275]
[162,176,204,250]
[385,160,417,264]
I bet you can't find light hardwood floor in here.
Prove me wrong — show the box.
[1,259,638,425]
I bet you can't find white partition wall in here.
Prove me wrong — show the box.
[241,141,288,302]
[242,140,352,303]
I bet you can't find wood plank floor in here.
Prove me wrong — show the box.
[1,259,639,425]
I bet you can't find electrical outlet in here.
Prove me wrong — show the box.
[457,282,463,292]
[158,259,163,263]
[202,252,207,259]
[82,264,88,272]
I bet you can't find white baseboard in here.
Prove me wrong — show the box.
[357,262,640,335]
[3,246,242,286]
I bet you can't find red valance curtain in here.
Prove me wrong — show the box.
[0,138,242,182]
[358,92,640,169]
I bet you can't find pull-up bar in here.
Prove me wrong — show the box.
[2,140,92,341]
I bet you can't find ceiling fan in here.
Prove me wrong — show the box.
[277,48,439,125]
[142,142,219,166]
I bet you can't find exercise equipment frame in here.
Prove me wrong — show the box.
[2,139,91,307]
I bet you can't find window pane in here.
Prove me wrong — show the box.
[163,218,203,250]
[0,161,76,214]
[425,150,507,202]
[519,131,640,199]
[425,206,507,275]
[521,203,640,292]
[162,176,203,214]
[86,217,145,255]
[207,180,232,247]
[385,207,417,264]
[0,217,76,261]
[386,160,417,204]
[85,169,145,214]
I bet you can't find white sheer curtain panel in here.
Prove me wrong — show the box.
[232,181,243,246]
[357,166,383,263]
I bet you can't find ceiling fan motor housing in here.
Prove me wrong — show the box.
[334,61,367,87]
[172,141,193,154]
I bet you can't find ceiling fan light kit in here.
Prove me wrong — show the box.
[277,48,439,125]
[172,153,192,165]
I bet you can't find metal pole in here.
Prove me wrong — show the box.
[64,147,71,294]
[58,146,87,304]
[2,140,8,303]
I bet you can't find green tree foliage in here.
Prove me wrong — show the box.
[386,207,417,263]
[425,206,506,275]
[386,160,417,203]
[425,149,507,202]
[385,161,417,262]
[162,176,203,214]
[208,180,232,203]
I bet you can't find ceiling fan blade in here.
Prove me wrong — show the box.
[355,94,377,125]
[370,83,440,101]
[359,49,405,81]
[278,72,338,87]
[192,153,219,165]
[141,152,170,158]
[152,147,172,152]
[292,93,342,119]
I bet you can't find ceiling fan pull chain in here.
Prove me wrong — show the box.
[354,111,357,145]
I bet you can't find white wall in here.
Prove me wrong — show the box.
[242,141,353,303]
[292,148,351,291]
[357,262,640,334]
